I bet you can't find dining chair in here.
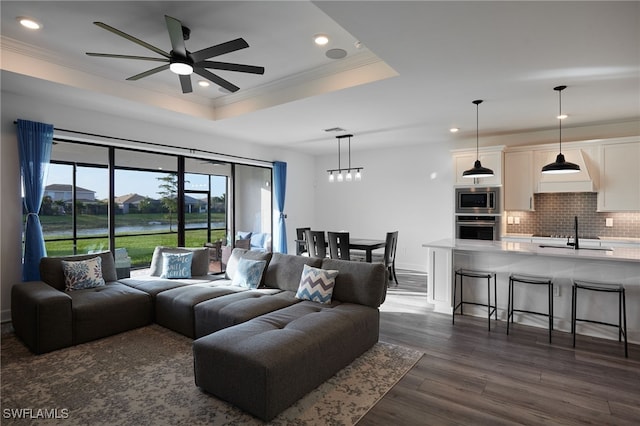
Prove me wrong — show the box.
[296,227,311,255]
[383,231,399,286]
[305,230,327,258]
[328,231,350,260]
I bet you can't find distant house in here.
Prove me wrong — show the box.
[114,193,147,214]
[44,184,95,202]
[185,195,207,213]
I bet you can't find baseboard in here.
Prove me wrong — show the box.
[1,308,11,324]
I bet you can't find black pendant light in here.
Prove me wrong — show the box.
[463,99,494,178]
[542,85,580,174]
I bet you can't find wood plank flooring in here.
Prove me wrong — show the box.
[360,270,640,425]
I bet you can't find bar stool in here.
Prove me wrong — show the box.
[572,280,628,358]
[507,274,554,343]
[453,269,497,331]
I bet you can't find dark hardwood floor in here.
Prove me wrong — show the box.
[360,270,640,425]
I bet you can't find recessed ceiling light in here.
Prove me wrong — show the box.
[17,16,41,30]
[198,80,210,87]
[450,127,460,133]
[557,114,568,120]
[314,34,329,46]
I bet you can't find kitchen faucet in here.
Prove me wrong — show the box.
[566,215,580,249]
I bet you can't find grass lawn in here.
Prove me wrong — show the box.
[44,228,226,267]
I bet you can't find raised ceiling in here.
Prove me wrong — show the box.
[1,1,639,155]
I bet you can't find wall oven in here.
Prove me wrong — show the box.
[456,215,501,241]
[455,187,500,215]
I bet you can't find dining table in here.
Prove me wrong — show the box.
[294,237,386,263]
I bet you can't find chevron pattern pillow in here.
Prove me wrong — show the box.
[296,264,339,304]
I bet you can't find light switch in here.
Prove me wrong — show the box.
[507,216,514,224]
[606,217,613,227]
[514,217,521,225]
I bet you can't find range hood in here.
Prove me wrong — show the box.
[537,149,596,193]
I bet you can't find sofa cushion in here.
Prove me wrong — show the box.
[321,259,388,308]
[231,258,266,289]
[295,264,338,304]
[40,252,118,292]
[225,249,271,287]
[160,252,193,279]
[62,256,106,291]
[70,282,152,344]
[250,232,266,249]
[149,247,209,277]
[264,253,323,292]
[193,289,298,338]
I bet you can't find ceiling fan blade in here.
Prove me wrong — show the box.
[165,15,187,57]
[190,38,249,63]
[126,64,170,81]
[86,52,169,62]
[179,75,193,93]
[94,21,170,59]
[194,68,240,93]
[195,61,265,75]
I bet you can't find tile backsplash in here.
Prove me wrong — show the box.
[506,192,640,238]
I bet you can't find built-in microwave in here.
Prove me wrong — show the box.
[455,187,501,215]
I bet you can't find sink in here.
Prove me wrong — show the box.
[538,244,614,252]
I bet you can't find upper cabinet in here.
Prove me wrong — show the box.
[597,140,640,212]
[504,151,534,211]
[453,147,503,186]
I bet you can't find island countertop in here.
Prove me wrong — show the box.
[423,238,640,263]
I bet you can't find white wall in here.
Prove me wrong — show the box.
[314,142,455,271]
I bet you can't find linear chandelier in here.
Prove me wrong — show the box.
[327,134,364,182]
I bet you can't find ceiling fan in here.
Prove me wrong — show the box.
[86,15,265,94]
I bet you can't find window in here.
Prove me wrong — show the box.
[31,138,270,269]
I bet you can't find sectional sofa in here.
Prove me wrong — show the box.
[11,246,388,421]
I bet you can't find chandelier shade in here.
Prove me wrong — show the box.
[463,99,494,178]
[542,85,580,174]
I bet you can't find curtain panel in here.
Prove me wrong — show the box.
[273,161,287,253]
[17,119,54,281]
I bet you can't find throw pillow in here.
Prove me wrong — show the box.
[236,231,252,240]
[62,256,106,291]
[231,258,267,289]
[295,264,339,304]
[160,252,193,279]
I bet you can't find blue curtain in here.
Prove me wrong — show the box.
[17,119,54,281]
[273,161,287,253]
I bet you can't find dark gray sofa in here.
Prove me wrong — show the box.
[11,247,388,421]
[11,251,152,354]
[193,255,387,421]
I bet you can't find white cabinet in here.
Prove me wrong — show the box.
[598,141,640,211]
[453,149,503,186]
[504,151,534,211]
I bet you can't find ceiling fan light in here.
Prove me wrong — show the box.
[169,61,193,75]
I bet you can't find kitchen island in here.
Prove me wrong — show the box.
[423,239,640,344]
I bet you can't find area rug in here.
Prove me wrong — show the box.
[1,324,423,425]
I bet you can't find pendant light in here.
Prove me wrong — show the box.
[463,99,494,178]
[327,134,363,183]
[542,85,580,174]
